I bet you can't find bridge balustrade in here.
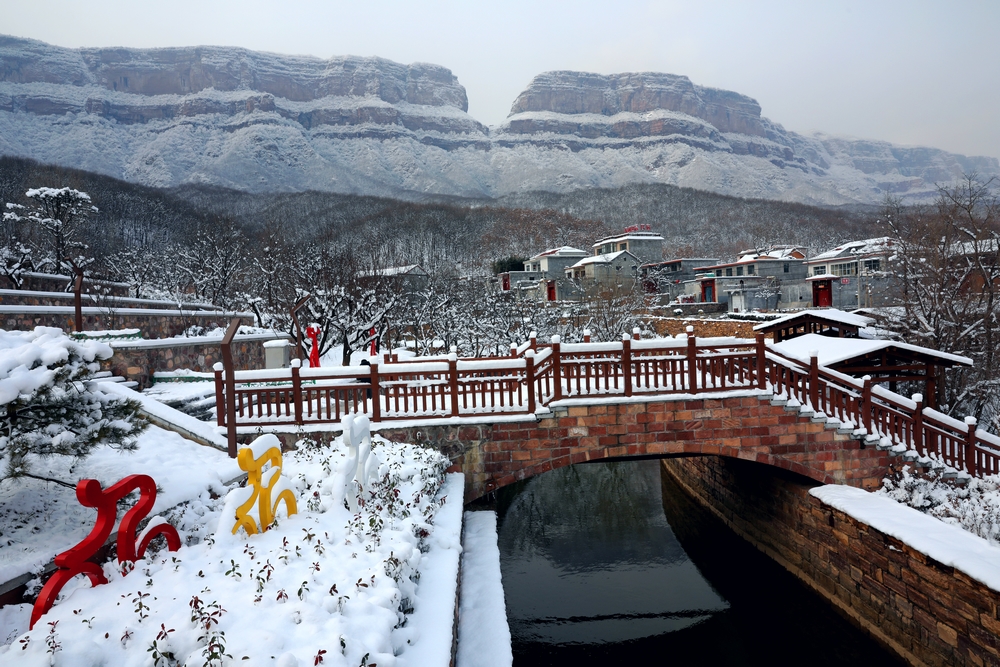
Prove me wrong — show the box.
[214,329,1000,479]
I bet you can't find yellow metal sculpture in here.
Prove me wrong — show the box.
[232,434,298,535]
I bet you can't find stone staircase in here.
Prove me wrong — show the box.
[769,394,971,485]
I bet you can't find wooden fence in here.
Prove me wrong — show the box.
[214,327,1000,478]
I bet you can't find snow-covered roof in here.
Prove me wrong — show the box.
[770,333,972,367]
[753,308,875,331]
[700,246,806,269]
[528,246,587,261]
[568,250,638,268]
[807,237,893,263]
[592,232,665,247]
[806,273,839,281]
[362,265,428,277]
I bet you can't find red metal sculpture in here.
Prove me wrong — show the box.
[30,475,180,629]
[306,325,321,368]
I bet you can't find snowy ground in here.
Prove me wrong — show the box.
[1,434,463,667]
[456,512,512,667]
[0,426,241,587]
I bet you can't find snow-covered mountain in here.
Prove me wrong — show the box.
[1,36,996,204]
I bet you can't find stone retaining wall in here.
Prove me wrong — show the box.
[649,318,763,339]
[1,309,253,339]
[662,456,1000,667]
[103,337,277,389]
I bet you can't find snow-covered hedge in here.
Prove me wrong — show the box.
[880,466,1000,545]
[5,437,453,667]
[0,327,145,482]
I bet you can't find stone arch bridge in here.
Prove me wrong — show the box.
[377,392,890,502]
[216,329,997,501]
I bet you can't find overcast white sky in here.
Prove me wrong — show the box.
[4,0,999,160]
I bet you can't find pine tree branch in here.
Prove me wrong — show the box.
[14,471,77,489]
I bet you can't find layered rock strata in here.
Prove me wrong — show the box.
[0,35,997,203]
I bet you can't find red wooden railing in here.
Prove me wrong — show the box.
[764,346,1000,479]
[214,328,1000,478]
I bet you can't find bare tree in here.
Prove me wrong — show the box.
[881,175,1000,426]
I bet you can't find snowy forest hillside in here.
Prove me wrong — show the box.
[0,155,872,274]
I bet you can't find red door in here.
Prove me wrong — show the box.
[701,280,715,302]
[546,280,556,301]
[501,274,511,291]
[812,280,832,307]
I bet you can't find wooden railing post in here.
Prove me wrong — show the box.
[583,329,591,343]
[632,327,641,341]
[290,358,303,425]
[529,331,537,353]
[755,333,766,390]
[861,375,873,435]
[686,326,697,392]
[370,361,381,422]
[525,350,536,414]
[220,317,241,458]
[912,393,924,456]
[965,416,978,477]
[510,342,518,358]
[449,352,460,417]
[72,264,84,333]
[622,333,633,397]
[213,363,225,428]
[551,335,563,401]
[809,349,819,412]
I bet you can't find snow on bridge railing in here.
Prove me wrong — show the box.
[215,329,767,438]
[213,323,1000,479]
[764,345,1000,480]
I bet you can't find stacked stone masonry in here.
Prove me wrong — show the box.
[103,339,267,389]
[649,317,762,339]
[663,456,1000,667]
[377,394,891,502]
[1,310,247,339]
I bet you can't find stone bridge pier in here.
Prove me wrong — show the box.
[377,392,892,502]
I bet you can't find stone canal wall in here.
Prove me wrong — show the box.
[662,456,1000,667]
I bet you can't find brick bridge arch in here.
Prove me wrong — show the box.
[378,392,892,503]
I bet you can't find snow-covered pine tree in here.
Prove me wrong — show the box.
[0,327,147,486]
[4,187,97,275]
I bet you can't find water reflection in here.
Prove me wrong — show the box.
[495,459,905,667]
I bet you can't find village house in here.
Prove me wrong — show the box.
[565,250,642,286]
[803,238,892,309]
[641,257,719,302]
[497,246,587,301]
[692,245,810,311]
[591,226,665,264]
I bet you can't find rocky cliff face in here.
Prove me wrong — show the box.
[0,35,996,204]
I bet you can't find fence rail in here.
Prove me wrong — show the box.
[214,326,1000,478]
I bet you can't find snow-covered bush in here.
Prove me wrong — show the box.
[0,327,146,484]
[880,466,1000,544]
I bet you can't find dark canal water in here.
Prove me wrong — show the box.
[494,459,906,667]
